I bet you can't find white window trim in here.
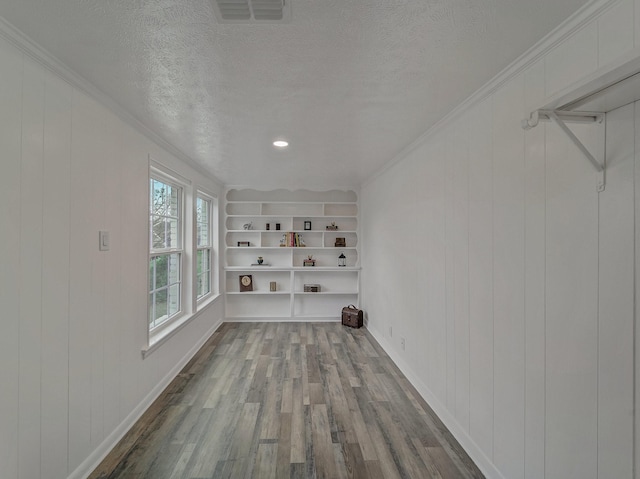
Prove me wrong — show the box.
[148,171,186,334]
[143,162,221,358]
[195,191,215,304]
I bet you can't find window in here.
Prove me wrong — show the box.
[146,165,219,353]
[196,194,212,300]
[149,177,183,330]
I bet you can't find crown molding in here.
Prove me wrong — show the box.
[363,0,623,187]
[0,14,222,188]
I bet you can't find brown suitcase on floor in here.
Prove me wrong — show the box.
[341,305,363,328]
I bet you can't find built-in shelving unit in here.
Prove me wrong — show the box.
[224,189,359,321]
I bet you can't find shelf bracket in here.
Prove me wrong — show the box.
[521,109,606,192]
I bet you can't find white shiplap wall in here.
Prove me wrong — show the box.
[0,34,224,479]
[361,0,638,477]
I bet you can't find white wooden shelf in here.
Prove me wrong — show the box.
[224,266,360,271]
[226,229,357,233]
[295,291,359,295]
[224,188,359,320]
[226,291,291,295]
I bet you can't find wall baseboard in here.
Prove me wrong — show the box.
[225,317,341,323]
[366,325,505,479]
[66,317,223,479]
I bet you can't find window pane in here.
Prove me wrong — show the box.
[152,217,179,249]
[167,184,179,217]
[151,178,181,250]
[168,284,180,317]
[196,197,210,247]
[154,255,169,289]
[196,197,203,224]
[166,218,179,248]
[151,179,179,218]
[148,293,155,326]
[154,288,168,322]
[149,258,156,290]
[197,223,208,247]
[197,249,203,275]
[197,249,211,299]
[151,217,166,249]
[168,253,180,284]
[197,272,210,298]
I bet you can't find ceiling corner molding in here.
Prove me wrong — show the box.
[362,0,622,188]
[0,14,221,186]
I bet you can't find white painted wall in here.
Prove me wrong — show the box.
[0,35,224,479]
[361,0,638,477]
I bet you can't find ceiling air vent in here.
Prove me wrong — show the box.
[213,0,290,23]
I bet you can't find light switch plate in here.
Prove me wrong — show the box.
[99,231,110,251]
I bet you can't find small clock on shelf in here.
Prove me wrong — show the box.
[239,274,253,292]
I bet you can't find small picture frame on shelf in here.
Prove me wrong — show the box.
[239,274,253,292]
[237,241,251,247]
[304,220,312,230]
[334,237,346,247]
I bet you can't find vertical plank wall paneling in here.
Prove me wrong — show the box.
[41,70,73,479]
[361,3,640,477]
[68,90,100,470]
[491,73,526,479]
[117,123,149,421]
[444,126,456,412]
[545,121,599,479]
[467,96,494,460]
[399,147,422,364]
[597,104,634,478]
[0,33,223,479]
[0,36,23,479]
[411,144,432,384]
[101,108,124,440]
[523,58,546,479]
[90,93,107,452]
[426,137,448,405]
[18,57,45,479]
[452,115,470,432]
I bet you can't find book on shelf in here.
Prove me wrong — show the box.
[279,232,306,247]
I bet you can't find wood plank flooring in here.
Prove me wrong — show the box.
[90,322,484,479]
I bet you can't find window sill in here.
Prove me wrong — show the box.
[141,293,222,359]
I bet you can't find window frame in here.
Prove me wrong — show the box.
[195,192,214,303]
[148,171,185,334]
[145,161,220,357]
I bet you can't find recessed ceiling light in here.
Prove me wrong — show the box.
[273,140,289,148]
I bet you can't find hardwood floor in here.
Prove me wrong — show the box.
[90,322,484,479]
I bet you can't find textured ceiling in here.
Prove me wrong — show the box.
[0,0,588,188]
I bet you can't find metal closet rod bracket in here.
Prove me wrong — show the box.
[521,109,606,192]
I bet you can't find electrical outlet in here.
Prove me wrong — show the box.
[400,337,405,351]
